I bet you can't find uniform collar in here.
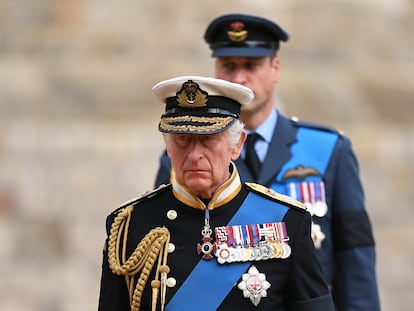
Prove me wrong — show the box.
[246,108,278,144]
[172,162,242,210]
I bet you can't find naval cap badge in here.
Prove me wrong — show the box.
[177,80,208,108]
[238,265,271,306]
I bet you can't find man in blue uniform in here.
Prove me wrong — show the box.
[99,76,334,310]
[154,14,380,311]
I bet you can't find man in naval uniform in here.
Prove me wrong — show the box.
[154,14,380,311]
[99,76,335,310]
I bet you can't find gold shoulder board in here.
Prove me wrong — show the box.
[245,182,306,212]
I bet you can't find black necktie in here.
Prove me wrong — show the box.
[245,133,262,181]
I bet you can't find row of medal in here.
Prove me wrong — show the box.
[213,222,291,264]
[286,181,328,217]
[215,242,291,264]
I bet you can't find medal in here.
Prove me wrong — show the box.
[197,209,216,260]
[241,247,251,262]
[238,265,271,307]
[269,241,284,259]
[216,244,231,264]
[231,247,244,262]
[248,247,260,261]
[312,181,328,217]
[282,243,291,259]
[313,201,328,217]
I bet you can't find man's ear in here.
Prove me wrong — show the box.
[231,130,247,160]
[271,57,281,83]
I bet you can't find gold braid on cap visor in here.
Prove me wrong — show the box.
[160,115,234,133]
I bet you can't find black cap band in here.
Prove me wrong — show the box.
[165,95,241,115]
[209,40,279,50]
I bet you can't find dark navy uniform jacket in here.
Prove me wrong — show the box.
[154,113,380,311]
[99,168,334,310]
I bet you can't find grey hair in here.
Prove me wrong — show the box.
[228,119,245,148]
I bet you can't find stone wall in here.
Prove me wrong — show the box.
[0,0,413,310]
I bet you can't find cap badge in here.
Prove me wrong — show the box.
[177,80,208,108]
[227,21,248,42]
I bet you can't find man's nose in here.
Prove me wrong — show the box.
[186,140,204,160]
[231,69,248,85]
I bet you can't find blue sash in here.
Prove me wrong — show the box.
[166,191,289,310]
[270,127,338,193]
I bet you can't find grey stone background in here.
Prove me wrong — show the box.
[0,0,413,310]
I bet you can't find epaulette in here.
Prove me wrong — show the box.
[290,116,345,136]
[110,183,172,216]
[245,182,306,213]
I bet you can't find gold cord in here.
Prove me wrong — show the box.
[107,205,171,311]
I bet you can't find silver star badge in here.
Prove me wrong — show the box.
[311,221,326,249]
[238,265,271,306]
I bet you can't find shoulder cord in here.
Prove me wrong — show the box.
[107,205,171,311]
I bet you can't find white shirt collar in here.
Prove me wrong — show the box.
[246,109,278,143]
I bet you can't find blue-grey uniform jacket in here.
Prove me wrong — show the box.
[154,113,380,311]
